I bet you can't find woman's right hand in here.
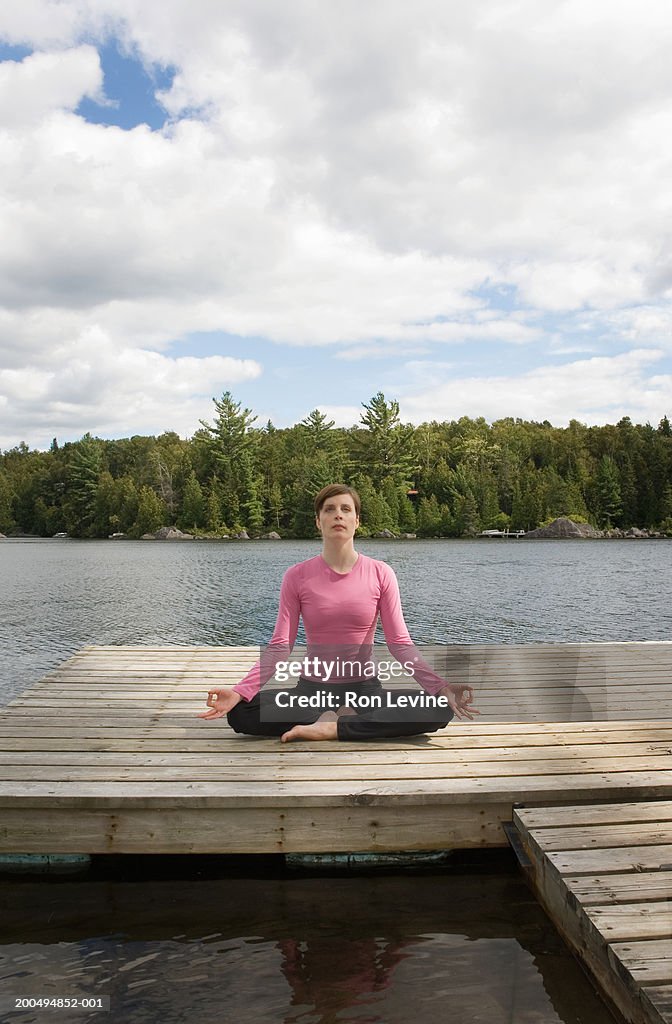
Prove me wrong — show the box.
[198,688,243,719]
[439,684,480,721]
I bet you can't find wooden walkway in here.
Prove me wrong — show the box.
[1,642,671,855]
[514,801,672,1024]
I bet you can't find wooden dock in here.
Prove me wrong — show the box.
[1,642,671,855]
[514,801,672,1024]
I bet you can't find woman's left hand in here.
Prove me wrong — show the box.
[440,684,480,720]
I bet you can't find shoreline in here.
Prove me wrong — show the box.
[2,532,671,542]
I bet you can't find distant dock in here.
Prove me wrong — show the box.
[479,528,526,538]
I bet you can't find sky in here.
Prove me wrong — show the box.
[1,1,672,451]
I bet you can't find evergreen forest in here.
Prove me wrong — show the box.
[1,392,671,539]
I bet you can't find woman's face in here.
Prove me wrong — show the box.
[316,493,360,538]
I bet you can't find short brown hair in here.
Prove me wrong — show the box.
[314,484,361,518]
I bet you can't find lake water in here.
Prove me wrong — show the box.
[2,536,671,705]
[3,536,669,1024]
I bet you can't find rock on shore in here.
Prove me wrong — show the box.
[142,527,194,540]
[524,517,602,539]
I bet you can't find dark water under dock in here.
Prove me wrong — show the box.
[0,852,620,1024]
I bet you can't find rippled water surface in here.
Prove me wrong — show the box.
[1,536,671,703]
[1,857,619,1024]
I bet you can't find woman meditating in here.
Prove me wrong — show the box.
[199,484,477,741]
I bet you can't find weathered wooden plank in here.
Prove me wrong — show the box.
[0,802,511,853]
[643,986,672,1023]
[585,904,672,942]
[19,665,672,683]
[1,739,669,767]
[36,657,672,672]
[0,739,669,762]
[1,770,672,806]
[545,845,672,876]
[511,801,672,829]
[30,665,672,680]
[3,718,672,752]
[1,740,669,764]
[15,694,672,711]
[18,681,672,700]
[2,733,667,765]
[1,755,671,783]
[52,644,672,662]
[567,872,672,906]
[609,940,672,985]
[11,705,672,726]
[514,822,672,851]
[3,708,671,735]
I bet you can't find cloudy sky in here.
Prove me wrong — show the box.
[1,0,672,450]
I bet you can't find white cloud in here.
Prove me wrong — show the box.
[0,1,87,48]
[598,306,672,348]
[0,47,102,126]
[335,343,433,362]
[400,349,671,427]
[0,328,261,448]
[309,404,363,429]
[1,1,672,445]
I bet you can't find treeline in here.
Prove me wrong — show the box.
[1,392,672,539]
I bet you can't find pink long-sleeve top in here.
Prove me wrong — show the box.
[232,552,447,701]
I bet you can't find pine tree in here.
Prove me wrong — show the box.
[478,477,500,530]
[206,484,224,534]
[657,482,672,533]
[297,409,347,484]
[180,472,205,531]
[301,408,335,441]
[240,450,265,534]
[617,455,638,526]
[454,490,480,537]
[511,469,542,531]
[64,434,103,537]
[440,503,456,536]
[199,392,258,466]
[267,483,284,532]
[382,479,401,531]
[416,495,442,537]
[594,455,623,528]
[0,471,16,534]
[197,392,258,522]
[94,471,118,537]
[355,392,417,488]
[116,476,139,533]
[134,486,166,537]
[397,487,417,533]
[350,475,378,534]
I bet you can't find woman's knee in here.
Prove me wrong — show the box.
[227,703,250,733]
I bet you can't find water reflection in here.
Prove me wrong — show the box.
[0,857,618,1024]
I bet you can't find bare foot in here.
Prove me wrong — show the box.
[281,719,339,743]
